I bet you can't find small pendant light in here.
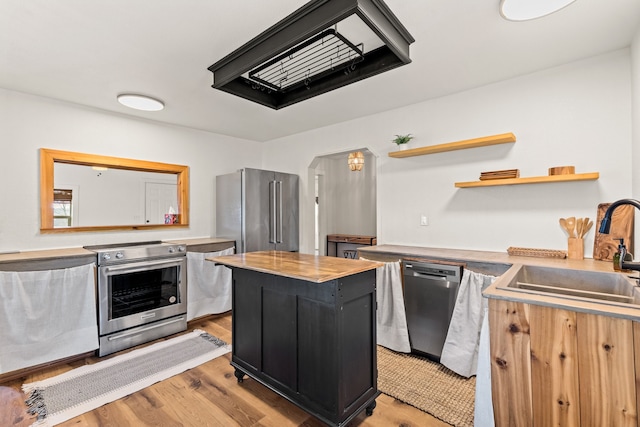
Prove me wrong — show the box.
[348,151,364,171]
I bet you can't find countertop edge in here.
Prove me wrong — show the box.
[0,248,95,264]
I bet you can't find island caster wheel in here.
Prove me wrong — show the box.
[365,400,376,416]
[234,369,246,383]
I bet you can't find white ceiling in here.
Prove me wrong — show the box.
[1,0,639,142]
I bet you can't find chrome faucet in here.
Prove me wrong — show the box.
[599,198,640,272]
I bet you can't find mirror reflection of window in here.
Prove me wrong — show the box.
[53,188,73,227]
[53,163,178,227]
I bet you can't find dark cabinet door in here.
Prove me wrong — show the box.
[262,287,297,389]
[298,297,339,413]
[340,291,375,411]
[231,270,262,370]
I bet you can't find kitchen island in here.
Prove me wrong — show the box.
[209,251,383,427]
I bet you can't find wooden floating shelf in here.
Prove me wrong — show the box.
[388,132,516,158]
[455,172,600,188]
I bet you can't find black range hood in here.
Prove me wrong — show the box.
[208,0,415,110]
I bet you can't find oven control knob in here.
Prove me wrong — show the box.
[168,247,175,253]
[102,253,111,261]
[178,246,186,252]
[115,252,124,259]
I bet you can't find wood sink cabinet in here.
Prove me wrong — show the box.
[210,251,381,427]
[488,297,640,427]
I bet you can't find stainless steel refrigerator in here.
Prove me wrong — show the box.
[216,168,299,253]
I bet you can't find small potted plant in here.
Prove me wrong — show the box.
[392,134,414,150]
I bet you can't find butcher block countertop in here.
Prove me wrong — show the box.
[0,247,94,263]
[358,244,618,272]
[0,247,96,271]
[208,250,383,283]
[359,244,640,320]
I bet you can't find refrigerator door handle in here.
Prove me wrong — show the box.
[276,180,283,243]
[269,180,277,244]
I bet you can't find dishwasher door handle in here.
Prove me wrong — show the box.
[408,271,448,280]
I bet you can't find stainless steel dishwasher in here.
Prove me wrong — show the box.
[403,261,463,360]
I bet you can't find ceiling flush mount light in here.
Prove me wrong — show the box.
[117,94,164,111]
[348,151,364,171]
[500,0,577,21]
[208,0,414,110]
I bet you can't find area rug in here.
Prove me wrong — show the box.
[377,346,475,427]
[22,329,230,427]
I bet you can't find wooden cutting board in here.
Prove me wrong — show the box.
[593,203,634,261]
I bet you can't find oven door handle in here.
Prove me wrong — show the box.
[102,258,184,275]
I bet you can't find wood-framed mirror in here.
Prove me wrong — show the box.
[40,148,189,233]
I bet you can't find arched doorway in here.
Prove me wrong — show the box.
[309,148,376,255]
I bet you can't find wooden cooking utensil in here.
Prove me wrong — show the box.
[576,218,583,239]
[566,217,576,238]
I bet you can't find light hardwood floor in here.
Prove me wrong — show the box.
[0,313,450,427]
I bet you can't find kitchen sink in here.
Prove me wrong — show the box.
[496,264,640,305]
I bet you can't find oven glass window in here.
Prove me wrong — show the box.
[110,266,180,319]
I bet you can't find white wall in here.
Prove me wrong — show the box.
[315,153,376,236]
[264,49,633,257]
[0,88,264,252]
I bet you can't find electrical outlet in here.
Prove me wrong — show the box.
[420,215,428,226]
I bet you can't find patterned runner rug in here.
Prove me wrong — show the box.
[377,346,476,427]
[23,329,230,427]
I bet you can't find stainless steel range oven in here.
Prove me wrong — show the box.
[84,241,187,356]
